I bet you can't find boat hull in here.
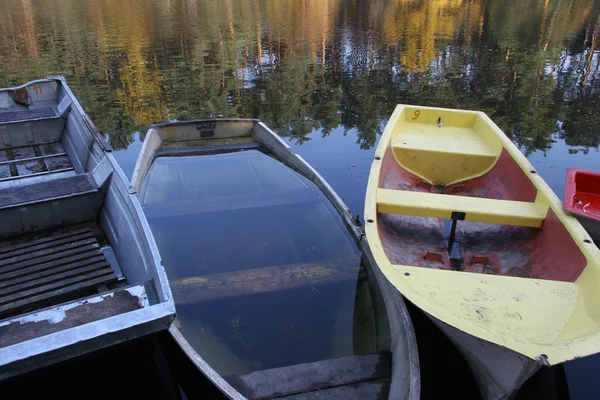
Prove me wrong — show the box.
[132,119,420,400]
[364,104,600,399]
[0,77,175,379]
[429,316,540,400]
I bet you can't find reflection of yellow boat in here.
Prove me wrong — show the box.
[364,105,600,399]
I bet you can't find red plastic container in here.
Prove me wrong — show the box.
[564,168,600,244]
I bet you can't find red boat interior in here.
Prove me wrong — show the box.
[377,147,587,282]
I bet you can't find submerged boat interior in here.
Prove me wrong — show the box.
[133,120,403,399]
[0,78,173,379]
[375,106,594,282]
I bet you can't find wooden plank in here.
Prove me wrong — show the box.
[0,268,116,306]
[0,239,99,272]
[280,378,391,400]
[0,254,106,288]
[144,188,319,219]
[155,141,264,157]
[0,227,91,256]
[0,273,117,317]
[0,173,96,209]
[0,285,145,348]
[0,232,95,266]
[0,230,93,261]
[225,351,391,400]
[0,108,56,124]
[377,189,545,228]
[0,249,103,282]
[170,255,363,304]
[0,261,111,297]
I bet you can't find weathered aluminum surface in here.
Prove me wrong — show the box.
[0,76,175,380]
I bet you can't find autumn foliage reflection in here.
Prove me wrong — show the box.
[0,0,599,151]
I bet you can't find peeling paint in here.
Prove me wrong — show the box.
[0,292,116,327]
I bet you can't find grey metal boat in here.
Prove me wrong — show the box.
[0,77,175,379]
[131,119,420,399]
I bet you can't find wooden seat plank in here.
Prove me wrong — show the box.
[225,351,391,400]
[0,261,111,297]
[0,230,94,260]
[170,255,363,304]
[377,189,545,228]
[279,378,391,400]
[0,108,57,124]
[143,188,319,219]
[0,249,103,282]
[0,225,119,318]
[155,141,264,157]
[0,254,107,288]
[0,173,96,210]
[0,268,116,306]
[0,234,97,268]
[0,243,100,275]
[0,274,119,318]
[0,227,91,255]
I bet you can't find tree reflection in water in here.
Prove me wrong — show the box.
[0,0,599,153]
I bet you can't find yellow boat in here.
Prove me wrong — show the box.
[364,105,600,400]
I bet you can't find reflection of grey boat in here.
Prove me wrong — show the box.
[0,77,175,380]
[132,119,420,399]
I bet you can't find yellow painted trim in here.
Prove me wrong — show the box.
[377,189,545,228]
[365,104,600,365]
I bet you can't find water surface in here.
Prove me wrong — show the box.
[140,149,379,379]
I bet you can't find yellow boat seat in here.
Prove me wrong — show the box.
[377,189,545,228]
[392,123,499,186]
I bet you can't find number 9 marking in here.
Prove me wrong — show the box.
[412,110,420,120]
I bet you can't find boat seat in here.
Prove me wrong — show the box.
[0,173,96,210]
[170,255,363,304]
[377,189,545,228]
[0,112,65,150]
[0,283,149,348]
[143,188,319,219]
[0,227,119,319]
[392,125,499,186]
[0,108,57,124]
[0,173,105,237]
[225,351,391,399]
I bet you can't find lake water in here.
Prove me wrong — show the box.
[1,0,599,398]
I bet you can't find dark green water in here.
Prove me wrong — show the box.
[1,0,599,397]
